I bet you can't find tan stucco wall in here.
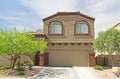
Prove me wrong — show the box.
[43,14,94,66]
[48,43,92,66]
[0,56,11,66]
[0,55,35,66]
[43,15,94,43]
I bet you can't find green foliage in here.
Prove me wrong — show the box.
[3,65,11,70]
[0,27,47,69]
[27,61,34,70]
[0,28,47,55]
[0,67,4,70]
[0,65,11,70]
[94,65,103,70]
[17,71,25,76]
[92,28,120,66]
[92,28,120,54]
[23,60,34,70]
[15,67,25,72]
[15,66,25,76]
[16,59,24,67]
[16,59,21,67]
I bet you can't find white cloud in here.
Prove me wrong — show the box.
[0,10,43,32]
[19,0,77,17]
[19,0,120,37]
[87,0,118,14]
[0,15,24,24]
[0,14,39,32]
[18,0,78,32]
[86,0,120,37]
[1,0,120,37]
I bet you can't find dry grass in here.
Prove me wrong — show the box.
[0,67,42,78]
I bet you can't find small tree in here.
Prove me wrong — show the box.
[92,28,120,66]
[0,28,47,69]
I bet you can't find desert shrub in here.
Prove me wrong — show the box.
[27,61,34,70]
[0,65,11,70]
[15,66,25,76]
[16,59,24,67]
[17,71,25,76]
[0,66,4,70]
[24,60,34,70]
[15,67,25,72]
[94,65,103,70]
[3,65,11,69]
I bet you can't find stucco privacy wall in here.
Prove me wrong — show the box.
[49,43,92,66]
[43,14,94,43]
[0,56,11,66]
[0,55,35,66]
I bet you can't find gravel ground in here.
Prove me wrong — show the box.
[91,67,120,79]
[1,67,120,79]
[0,67,42,79]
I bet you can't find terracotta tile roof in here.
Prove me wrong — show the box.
[35,29,43,34]
[43,12,95,21]
[30,29,47,38]
[30,29,43,34]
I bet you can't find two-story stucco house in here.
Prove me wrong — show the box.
[38,12,95,67]
[0,12,95,67]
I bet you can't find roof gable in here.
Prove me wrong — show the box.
[42,12,95,21]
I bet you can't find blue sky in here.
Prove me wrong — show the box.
[0,0,120,37]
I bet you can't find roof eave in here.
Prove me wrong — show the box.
[42,12,95,21]
[114,23,120,27]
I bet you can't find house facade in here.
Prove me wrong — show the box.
[40,12,95,66]
[0,12,96,67]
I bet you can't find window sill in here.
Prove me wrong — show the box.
[74,34,90,36]
[47,34,64,36]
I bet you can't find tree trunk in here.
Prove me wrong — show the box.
[11,53,19,69]
[10,54,14,68]
[12,58,17,69]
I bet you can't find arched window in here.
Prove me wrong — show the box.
[49,21,62,34]
[75,21,89,34]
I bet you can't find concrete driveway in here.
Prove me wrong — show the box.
[32,67,103,79]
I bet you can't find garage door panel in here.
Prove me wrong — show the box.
[49,50,88,66]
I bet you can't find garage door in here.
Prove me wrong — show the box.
[49,49,89,66]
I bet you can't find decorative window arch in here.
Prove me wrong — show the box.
[74,21,90,35]
[49,21,63,35]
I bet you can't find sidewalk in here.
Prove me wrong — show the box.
[73,67,103,79]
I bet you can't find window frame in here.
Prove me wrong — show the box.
[48,21,64,36]
[74,20,90,36]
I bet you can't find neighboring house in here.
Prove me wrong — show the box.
[114,23,120,30]
[38,12,95,67]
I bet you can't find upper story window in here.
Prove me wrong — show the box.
[75,21,89,35]
[49,21,63,35]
